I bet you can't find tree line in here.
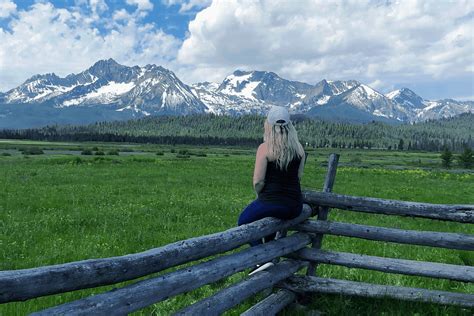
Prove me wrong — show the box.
[0,112,472,152]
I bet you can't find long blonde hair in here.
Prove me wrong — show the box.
[264,119,304,170]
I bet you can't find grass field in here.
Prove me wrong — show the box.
[0,140,473,315]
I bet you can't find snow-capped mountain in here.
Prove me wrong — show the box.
[194,70,472,123]
[385,88,474,121]
[191,70,313,115]
[414,99,474,121]
[2,58,206,116]
[294,79,359,112]
[386,88,425,110]
[1,58,472,128]
[196,71,412,122]
[218,70,313,105]
[298,82,407,123]
[339,84,410,121]
[296,80,356,107]
[191,78,269,115]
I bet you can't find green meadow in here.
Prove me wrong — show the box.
[0,140,473,315]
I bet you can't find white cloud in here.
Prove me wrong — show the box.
[368,79,386,92]
[162,0,211,13]
[179,0,211,13]
[89,0,108,14]
[0,1,180,91]
[177,0,474,90]
[0,0,17,18]
[126,0,154,11]
[112,8,131,21]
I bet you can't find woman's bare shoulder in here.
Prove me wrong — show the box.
[257,142,268,159]
[260,142,277,161]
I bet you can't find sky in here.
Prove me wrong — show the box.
[0,0,473,100]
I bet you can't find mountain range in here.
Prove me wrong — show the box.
[1,58,472,128]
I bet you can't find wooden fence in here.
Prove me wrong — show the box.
[1,154,473,315]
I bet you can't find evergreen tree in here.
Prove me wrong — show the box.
[440,146,453,168]
[398,138,404,150]
[457,146,473,169]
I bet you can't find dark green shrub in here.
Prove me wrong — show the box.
[156,151,164,156]
[92,146,99,151]
[170,148,176,153]
[176,154,190,159]
[1,152,11,156]
[21,147,44,155]
[178,149,188,155]
[440,146,453,168]
[81,149,93,155]
[195,152,207,157]
[350,156,362,163]
[95,151,105,156]
[107,150,119,156]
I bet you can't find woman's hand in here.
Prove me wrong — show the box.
[254,180,265,196]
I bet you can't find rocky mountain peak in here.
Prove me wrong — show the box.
[386,87,425,109]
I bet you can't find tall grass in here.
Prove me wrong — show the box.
[0,151,472,315]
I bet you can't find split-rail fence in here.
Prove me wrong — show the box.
[1,154,473,315]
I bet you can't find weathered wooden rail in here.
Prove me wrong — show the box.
[1,153,473,315]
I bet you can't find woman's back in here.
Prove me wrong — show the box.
[257,155,302,207]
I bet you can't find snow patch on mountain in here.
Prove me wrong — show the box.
[239,81,260,99]
[221,72,252,89]
[317,95,331,105]
[218,72,261,100]
[32,85,76,101]
[63,81,135,106]
[422,101,440,111]
[386,89,401,99]
[360,84,378,99]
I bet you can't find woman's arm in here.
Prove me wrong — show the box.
[253,143,268,195]
[298,151,306,181]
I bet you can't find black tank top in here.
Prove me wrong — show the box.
[258,155,303,207]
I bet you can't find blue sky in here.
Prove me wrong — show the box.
[0,0,200,38]
[0,0,473,100]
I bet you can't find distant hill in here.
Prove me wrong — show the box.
[1,112,472,152]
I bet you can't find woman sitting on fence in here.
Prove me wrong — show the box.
[238,105,306,251]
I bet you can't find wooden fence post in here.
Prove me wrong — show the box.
[306,153,339,276]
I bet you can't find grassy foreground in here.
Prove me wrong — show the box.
[0,144,473,315]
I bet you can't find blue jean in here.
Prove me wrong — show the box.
[238,199,303,247]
